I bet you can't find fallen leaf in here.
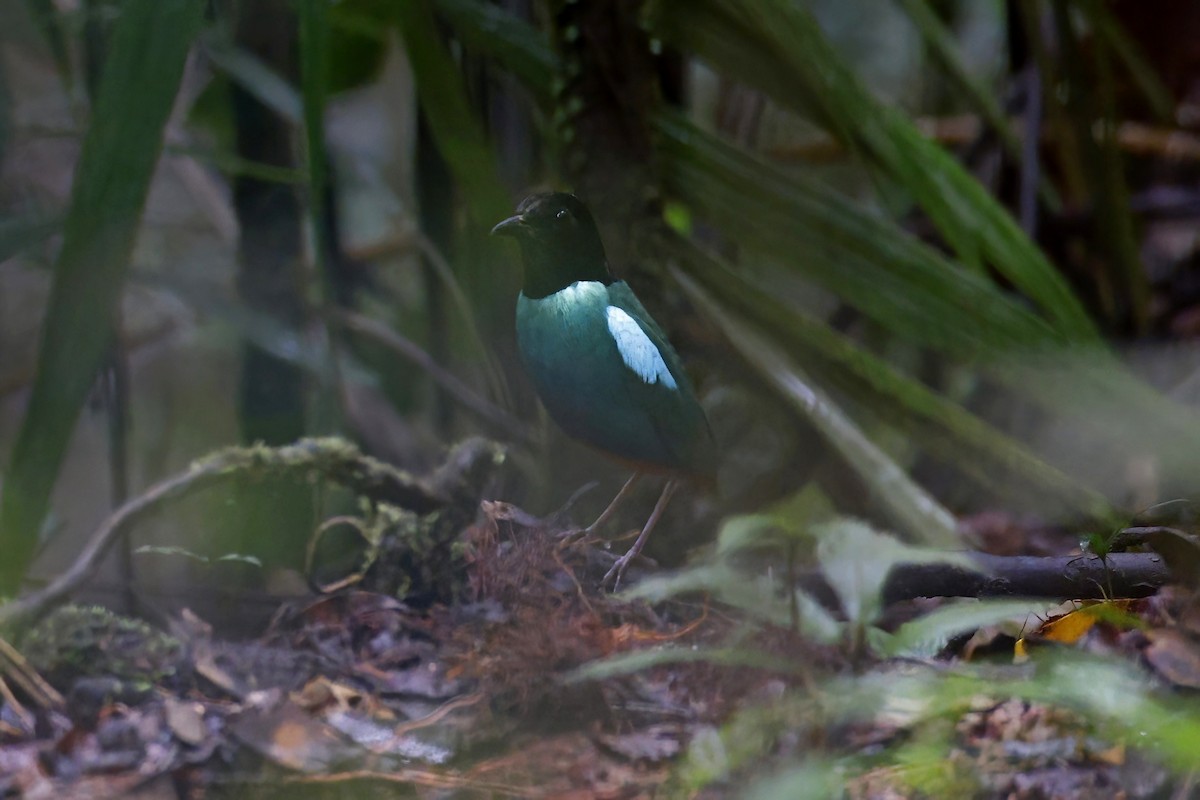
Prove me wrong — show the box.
[1014,600,1138,658]
[1144,629,1200,689]
[163,698,207,747]
[595,725,683,763]
[229,699,354,773]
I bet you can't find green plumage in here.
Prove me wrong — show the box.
[517,279,715,479]
[493,192,716,585]
[493,191,716,483]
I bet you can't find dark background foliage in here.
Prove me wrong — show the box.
[4,0,1200,792]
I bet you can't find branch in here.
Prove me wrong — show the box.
[879,552,1168,604]
[0,438,488,629]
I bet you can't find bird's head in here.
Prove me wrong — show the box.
[492,192,613,298]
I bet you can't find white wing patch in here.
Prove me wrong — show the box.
[604,306,678,390]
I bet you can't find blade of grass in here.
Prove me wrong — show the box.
[657,112,1065,359]
[663,117,1200,507]
[673,238,1113,523]
[1080,0,1174,124]
[897,0,1017,159]
[394,0,515,312]
[298,0,345,433]
[298,0,330,263]
[883,598,1056,657]
[164,144,306,184]
[1050,2,1146,332]
[202,36,304,123]
[433,0,556,98]
[675,268,960,547]
[0,0,203,594]
[895,0,1060,213]
[646,0,1097,342]
[1091,9,1148,333]
[0,53,10,161]
[208,27,511,410]
[1017,0,1088,206]
[570,645,800,683]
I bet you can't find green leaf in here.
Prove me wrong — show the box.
[646,0,1098,341]
[433,0,556,98]
[328,0,391,93]
[214,552,264,566]
[895,0,1059,212]
[711,488,836,557]
[0,0,203,593]
[676,270,961,547]
[884,598,1057,658]
[712,514,786,556]
[204,38,303,124]
[657,114,1063,360]
[745,764,843,800]
[298,0,344,433]
[627,562,842,643]
[133,545,263,568]
[569,644,799,683]
[394,0,516,399]
[672,238,1112,522]
[1011,654,1200,772]
[164,143,305,184]
[134,544,211,563]
[813,519,973,625]
[394,0,510,239]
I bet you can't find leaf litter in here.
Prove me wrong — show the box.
[1,491,1200,798]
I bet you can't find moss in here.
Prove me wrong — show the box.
[356,438,507,604]
[21,604,185,690]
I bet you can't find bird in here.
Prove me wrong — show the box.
[491,192,716,587]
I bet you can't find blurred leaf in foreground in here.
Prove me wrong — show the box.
[0,0,203,594]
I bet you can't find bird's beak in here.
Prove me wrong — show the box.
[490,214,527,237]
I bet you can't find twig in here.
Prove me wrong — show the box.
[278,768,536,797]
[0,675,33,731]
[0,635,64,710]
[0,438,460,629]
[410,231,512,409]
[338,311,534,446]
[1017,62,1043,236]
[377,693,484,751]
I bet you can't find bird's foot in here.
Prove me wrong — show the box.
[601,553,633,592]
[601,545,652,591]
[599,480,678,591]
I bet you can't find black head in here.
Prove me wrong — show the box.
[491,192,613,298]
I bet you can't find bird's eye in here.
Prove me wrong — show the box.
[556,209,570,221]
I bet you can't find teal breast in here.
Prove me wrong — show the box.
[516,280,715,479]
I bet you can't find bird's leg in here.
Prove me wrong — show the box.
[603,479,679,590]
[582,472,642,535]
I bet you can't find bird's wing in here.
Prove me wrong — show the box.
[604,282,716,478]
[603,283,692,390]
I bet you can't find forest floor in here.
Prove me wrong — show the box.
[0,492,1197,799]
